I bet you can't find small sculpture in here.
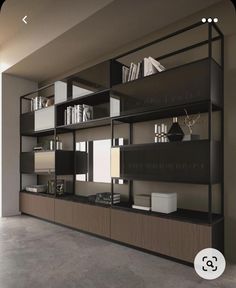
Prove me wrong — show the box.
[184,109,200,140]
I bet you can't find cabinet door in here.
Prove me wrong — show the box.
[72,203,110,238]
[20,192,54,221]
[34,106,54,131]
[110,209,143,248]
[111,209,212,263]
[54,199,73,227]
[35,151,55,173]
[142,215,211,263]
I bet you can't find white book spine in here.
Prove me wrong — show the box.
[66,107,70,125]
[64,109,67,125]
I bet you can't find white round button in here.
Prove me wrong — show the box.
[194,248,226,280]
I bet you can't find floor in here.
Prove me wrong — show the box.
[0,216,235,288]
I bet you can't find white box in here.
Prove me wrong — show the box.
[151,192,177,214]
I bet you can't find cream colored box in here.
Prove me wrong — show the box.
[151,192,177,214]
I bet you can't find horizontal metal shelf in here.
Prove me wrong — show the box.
[56,117,111,132]
[112,203,223,225]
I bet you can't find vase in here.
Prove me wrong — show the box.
[167,117,184,142]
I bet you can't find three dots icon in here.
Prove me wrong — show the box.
[202,17,218,23]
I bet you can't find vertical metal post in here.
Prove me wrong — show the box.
[208,22,213,223]
[20,99,22,191]
[221,34,224,217]
[54,104,57,198]
[111,119,114,205]
[128,123,133,205]
[73,131,76,196]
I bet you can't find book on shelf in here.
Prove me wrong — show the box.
[132,205,151,211]
[64,104,89,125]
[122,66,129,83]
[148,56,165,72]
[122,56,166,83]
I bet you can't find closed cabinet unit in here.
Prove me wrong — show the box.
[72,202,110,238]
[54,199,73,227]
[35,151,55,173]
[20,192,54,221]
[34,106,55,131]
[111,209,219,263]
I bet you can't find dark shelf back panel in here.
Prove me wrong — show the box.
[56,151,74,175]
[75,151,87,174]
[66,61,111,100]
[111,58,222,117]
[20,112,34,135]
[117,140,220,184]
[21,152,34,174]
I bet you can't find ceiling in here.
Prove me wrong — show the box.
[0,0,113,46]
[2,0,222,82]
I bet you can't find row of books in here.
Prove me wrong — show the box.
[122,56,165,83]
[64,104,93,125]
[95,192,120,205]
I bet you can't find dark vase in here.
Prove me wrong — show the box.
[167,117,184,142]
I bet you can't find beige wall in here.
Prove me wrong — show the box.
[1,74,37,216]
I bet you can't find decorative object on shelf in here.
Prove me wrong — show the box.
[151,192,177,214]
[183,109,201,141]
[33,146,44,151]
[122,56,166,83]
[55,137,63,150]
[45,97,54,108]
[132,194,151,211]
[49,139,55,151]
[83,104,93,121]
[95,192,120,205]
[47,179,65,195]
[31,96,47,111]
[48,137,62,150]
[167,117,184,142]
[154,123,168,143]
[25,185,47,193]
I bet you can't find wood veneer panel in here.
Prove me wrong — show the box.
[54,199,73,227]
[72,202,110,238]
[111,209,212,263]
[110,209,143,247]
[142,216,211,263]
[20,192,54,221]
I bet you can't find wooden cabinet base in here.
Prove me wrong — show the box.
[20,193,224,264]
[20,192,54,222]
[111,209,223,263]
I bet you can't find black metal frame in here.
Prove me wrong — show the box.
[111,21,224,224]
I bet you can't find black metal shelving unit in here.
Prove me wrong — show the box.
[19,20,224,262]
[110,20,224,225]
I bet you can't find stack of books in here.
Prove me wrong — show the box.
[95,192,120,205]
[132,194,151,211]
[122,56,165,83]
[64,104,93,125]
[25,185,47,193]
